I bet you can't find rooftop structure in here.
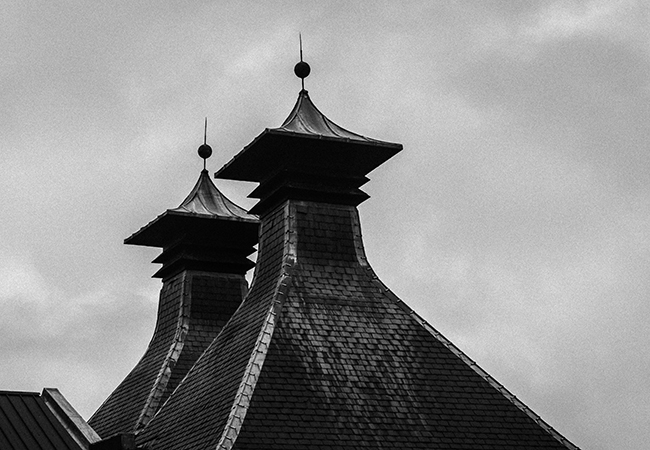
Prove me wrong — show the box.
[0,389,100,450]
[127,60,580,449]
[88,142,259,439]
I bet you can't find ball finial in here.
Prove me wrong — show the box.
[296,33,310,90]
[294,61,310,79]
[198,117,212,170]
[198,143,212,160]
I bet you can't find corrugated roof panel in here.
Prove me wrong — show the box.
[0,391,83,450]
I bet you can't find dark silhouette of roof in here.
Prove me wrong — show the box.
[89,167,259,438]
[126,169,257,249]
[277,89,387,143]
[216,90,401,184]
[170,169,256,219]
[134,87,579,449]
[123,169,258,280]
[0,389,100,450]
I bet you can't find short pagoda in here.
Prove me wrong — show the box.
[89,139,259,439]
[133,61,580,449]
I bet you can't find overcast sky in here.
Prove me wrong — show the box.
[1,1,648,449]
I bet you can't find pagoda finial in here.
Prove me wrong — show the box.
[294,33,310,91]
[197,117,212,171]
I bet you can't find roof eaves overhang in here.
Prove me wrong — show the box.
[215,128,402,183]
[125,210,259,248]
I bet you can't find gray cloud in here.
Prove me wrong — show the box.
[1,1,648,449]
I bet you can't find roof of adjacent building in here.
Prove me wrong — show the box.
[0,389,100,450]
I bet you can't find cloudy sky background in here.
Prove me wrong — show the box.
[1,1,648,448]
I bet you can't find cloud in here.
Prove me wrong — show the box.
[0,250,158,417]
[2,1,649,448]
[523,0,644,43]
[0,255,63,338]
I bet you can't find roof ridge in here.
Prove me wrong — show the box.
[215,293,284,450]
[215,203,299,449]
[0,390,40,396]
[135,271,191,431]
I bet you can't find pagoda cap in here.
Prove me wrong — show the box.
[125,170,258,248]
[216,90,402,183]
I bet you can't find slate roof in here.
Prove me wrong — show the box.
[89,271,250,439]
[137,201,578,450]
[89,169,258,438]
[0,389,100,450]
[135,90,579,449]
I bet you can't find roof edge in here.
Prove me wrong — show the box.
[42,388,102,449]
[214,291,284,450]
[215,202,298,450]
[135,271,191,431]
[382,289,581,449]
[125,210,258,247]
[348,205,580,450]
[265,128,403,149]
[215,127,402,184]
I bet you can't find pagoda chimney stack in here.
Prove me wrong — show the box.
[89,143,259,438]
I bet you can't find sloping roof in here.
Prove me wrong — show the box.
[125,170,257,248]
[89,163,259,436]
[0,389,100,450]
[88,271,249,438]
[137,202,578,449]
[215,91,402,183]
[170,169,256,219]
[275,89,387,144]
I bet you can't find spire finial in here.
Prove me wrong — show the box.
[197,117,212,171]
[294,32,310,91]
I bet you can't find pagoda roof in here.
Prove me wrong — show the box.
[276,89,387,143]
[125,170,258,248]
[215,90,402,183]
[169,169,256,219]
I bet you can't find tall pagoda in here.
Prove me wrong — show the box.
[89,140,259,439]
[128,61,580,449]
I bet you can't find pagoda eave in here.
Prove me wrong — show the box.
[215,128,402,183]
[125,210,259,249]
